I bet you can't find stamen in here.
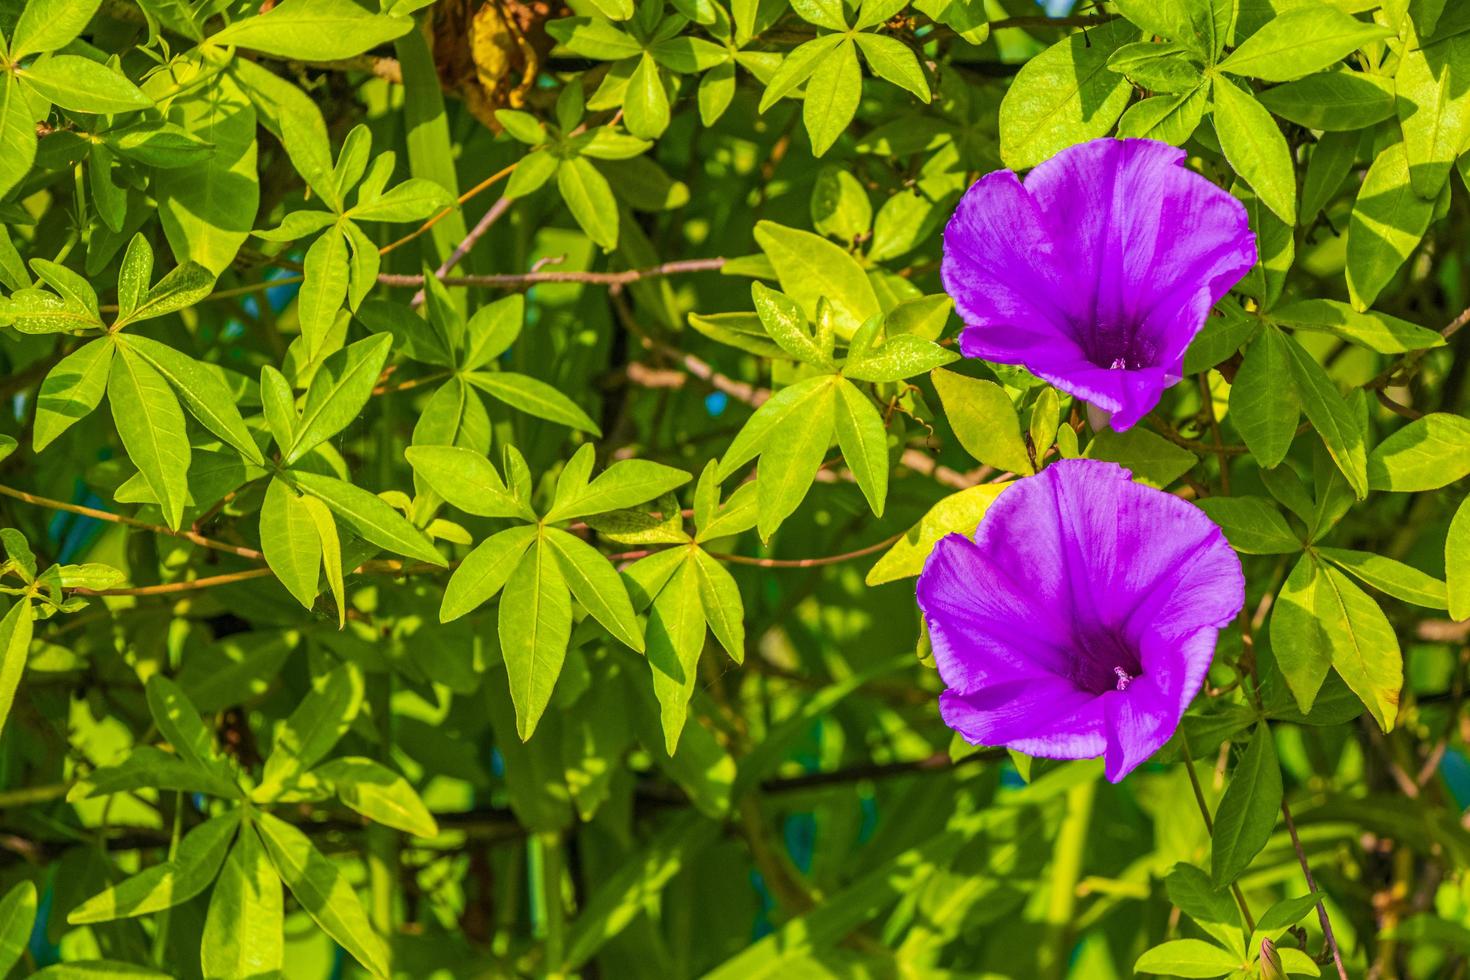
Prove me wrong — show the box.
[1114,666,1133,692]
[1109,356,1128,370]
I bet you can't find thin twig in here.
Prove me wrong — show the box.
[379,161,518,257]
[1281,796,1351,980]
[0,485,264,561]
[411,195,514,307]
[72,568,274,596]
[375,256,728,289]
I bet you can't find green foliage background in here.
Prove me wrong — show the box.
[0,0,1468,976]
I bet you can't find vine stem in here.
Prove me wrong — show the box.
[1179,739,1256,933]
[1280,796,1350,980]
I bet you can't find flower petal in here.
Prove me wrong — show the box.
[942,170,1084,366]
[918,531,1079,692]
[1024,138,1256,373]
[943,138,1255,431]
[941,679,1104,757]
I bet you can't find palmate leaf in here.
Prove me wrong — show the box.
[258,662,364,793]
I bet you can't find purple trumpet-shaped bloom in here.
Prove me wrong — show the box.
[916,459,1244,782]
[941,138,1256,430]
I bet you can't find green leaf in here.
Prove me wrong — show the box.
[1448,493,1470,621]
[1218,7,1391,82]
[19,55,151,113]
[0,881,37,977]
[1111,0,1230,60]
[646,555,707,753]
[625,53,671,139]
[157,73,259,276]
[930,369,1033,475]
[0,74,37,202]
[1273,299,1444,354]
[297,227,349,361]
[844,333,957,382]
[545,458,691,523]
[499,537,574,740]
[11,0,100,57]
[832,377,888,517]
[1317,547,1447,610]
[1165,863,1243,955]
[755,378,837,539]
[752,282,830,366]
[69,812,239,923]
[998,19,1138,170]
[440,525,539,622]
[803,41,862,158]
[208,0,412,59]
[1108,41,1205,93]
[557,156,620,249]
[465,370,602,434]
[203,828,284,980]
[544,526,644,651]
[260,662,364,792]
[759,34,846,111]
[108,342,191,529]
[1320,564,1402,731]
[1269,555,1335,714]
[1211,724,1282,886]
[34,338,114,452]
[287,334,392,464]
[315,756,438,837]
[405,444,529,520]
[866,485,1010,586]
[854,32,930,101]
[349,178,452,222]
[1367,413,1470,491]
[1116,85,1209,145]
[1256,69,1396,131]
[0,600,33,742]
[1228,325,1298,468]
[1134,939,1242,978]
[753,220,880,339]
[565,814,718,969]
[1395,20,1470,199]
[300,494,346,627]
[1281,332,1368,499]
[1347,139,1435,311]
[545,17,643,59]
[1196,496,1301,555]
[290,470,445,566]
[1084,427,1197,489]
[692,547,744,663]
[120,335,262,464]
[142,685,239,805]
[1212,75,1296,224]
[256,811,390,979]
[261,477,322,610]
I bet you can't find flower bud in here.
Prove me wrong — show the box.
[1260,938,1287,980]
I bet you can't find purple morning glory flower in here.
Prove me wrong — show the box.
[941,138,1256,430]
[916,459,1244,782]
